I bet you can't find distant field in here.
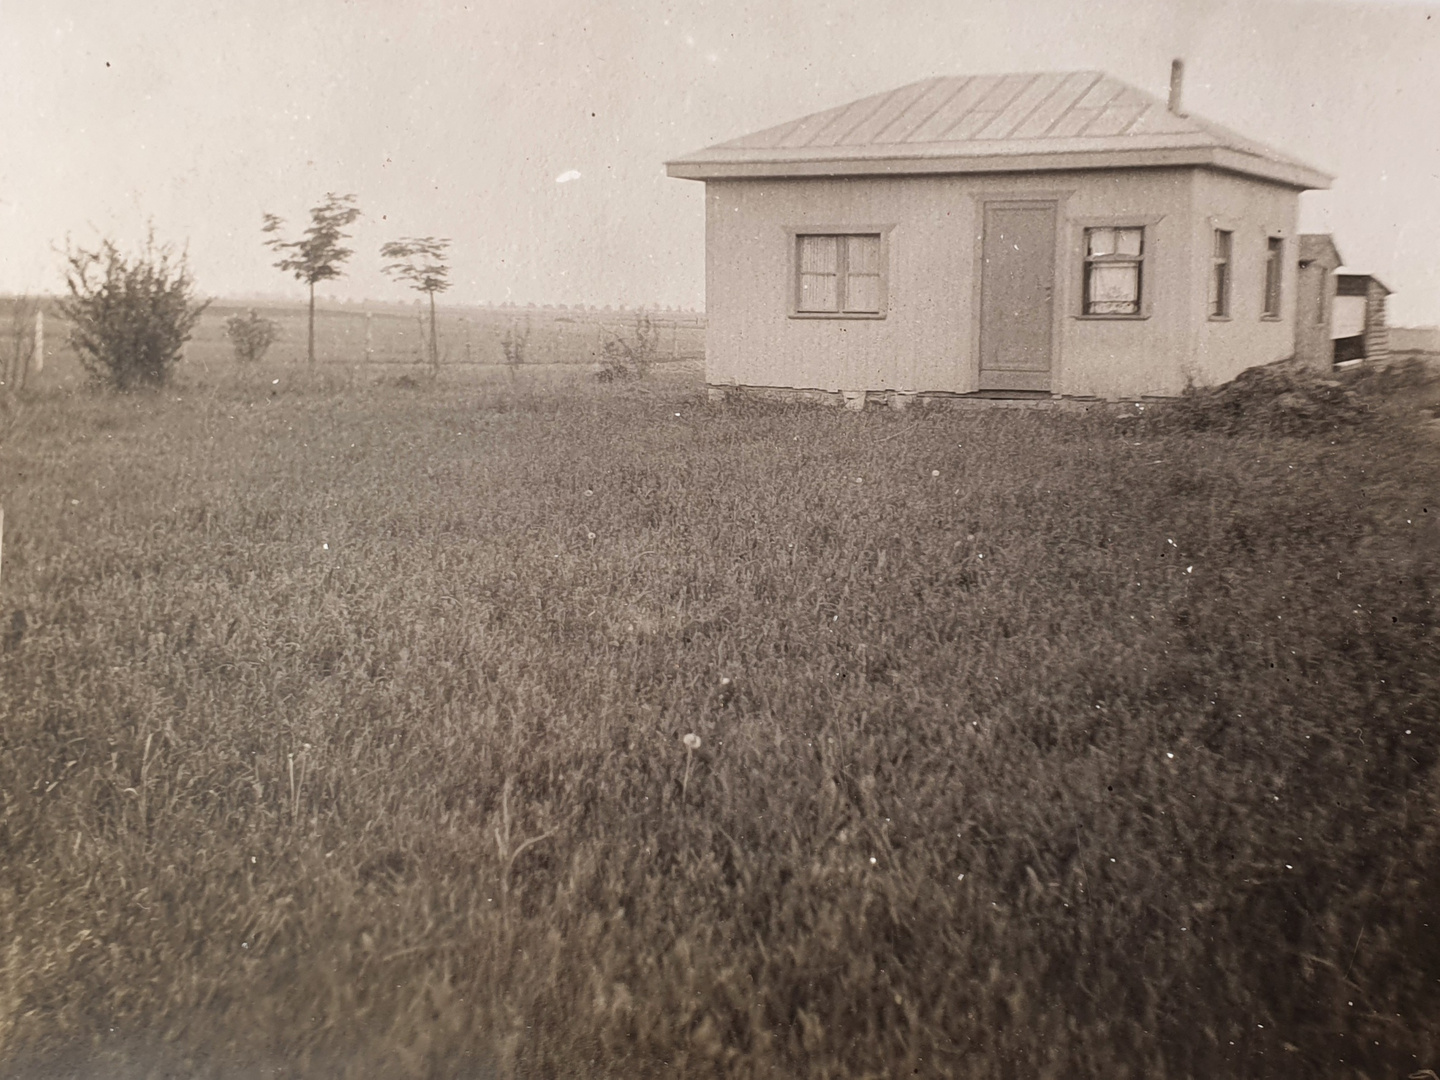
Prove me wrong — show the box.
[1,361,1437,1078]
[0,295,706,389]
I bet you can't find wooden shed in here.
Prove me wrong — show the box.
[667,66,1332,404]
[1331,269,1390,366]
[1294,234,1343,371]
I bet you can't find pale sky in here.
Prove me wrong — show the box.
[2,0,1439,323]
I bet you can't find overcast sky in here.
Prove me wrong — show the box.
[2,0,1438,323]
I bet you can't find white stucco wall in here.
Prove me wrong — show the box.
[703,165,1304,399]
[1187,170,1300,386]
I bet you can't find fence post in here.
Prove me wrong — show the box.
[33,308,43,374]
[365,311,373,363]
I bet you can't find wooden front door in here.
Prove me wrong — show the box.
[979,202,1056,392]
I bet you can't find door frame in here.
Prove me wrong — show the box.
[971,194,1070,393]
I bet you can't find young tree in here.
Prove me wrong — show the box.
[379,237,450,373]
[57,232,209,391]
[262,193,361,364]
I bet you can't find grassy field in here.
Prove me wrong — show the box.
[1,359,1438,1078]
[1,296,706,390]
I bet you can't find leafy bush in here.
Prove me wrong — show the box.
[58,232,208,390]
[597,310,659,381]
[224,309,280,364]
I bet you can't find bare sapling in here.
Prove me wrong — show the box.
[501,318,531,375]
[597,308,660,381]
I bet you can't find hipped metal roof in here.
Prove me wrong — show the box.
[666,71,1332,190]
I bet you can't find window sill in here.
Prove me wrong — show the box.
[1260,315,1282,322]
[1208,315,1232,322]
[789,311,887,321]
[1073,313,1150,321]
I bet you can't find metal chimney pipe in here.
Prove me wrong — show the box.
[1169,59,1186,116]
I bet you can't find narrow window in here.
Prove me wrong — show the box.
[797,235,839,313]
[1262,236,1283,318]
[1082,226,1144,315]
[842,235,882,314]
[1210,229,1233,317]
[795,233,884,315]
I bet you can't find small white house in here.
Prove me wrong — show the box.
[667,65,1332,403]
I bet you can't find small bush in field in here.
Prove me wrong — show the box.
[597,309,659,381]
[224,309,280,364]
[501,319,531,366]
[58,231,209,390]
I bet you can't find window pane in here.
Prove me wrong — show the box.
[1211,265,1229,316]
[1088,263,1139,313]
[800,273,838,312]
[845,273,881,313]
[1263,239,1282,316]
[1086,228,1116,257]
[798,235,839,311]
[799,235,837,273]
[1115,228,1143,257]
[1213,229,1231,260]
[846,234,881,273]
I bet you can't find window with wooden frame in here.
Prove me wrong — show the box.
[1210,229,1233,318]
[1262,236,1283,319]
[1082,226,1144,315]
[794,233,885,317]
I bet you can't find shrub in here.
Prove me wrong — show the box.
[224,309,281,364]
[58,232,209,390]
[597,310,659,381]
[501,319,531,366]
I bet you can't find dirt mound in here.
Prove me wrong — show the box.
[1158,360,1367,436]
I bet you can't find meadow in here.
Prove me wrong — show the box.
[0,354,1437,1078]
[0,295,706,389]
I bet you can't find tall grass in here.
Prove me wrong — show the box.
[1,365,1437,1078]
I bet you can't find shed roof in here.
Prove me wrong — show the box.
[667,71,1331,190]
[1299,234,1343,269]
[1335,268,1392,294]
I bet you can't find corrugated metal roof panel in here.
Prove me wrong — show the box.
[1011,71,1098,138]
[805,86,895,147]
[903,76,997,142]
[670,71,1331,190]
[1085,104,1146,138]
[842,78,945,145]
[1047,106,1101,139]
[976,72,1064,139]
[873,79,965,142]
